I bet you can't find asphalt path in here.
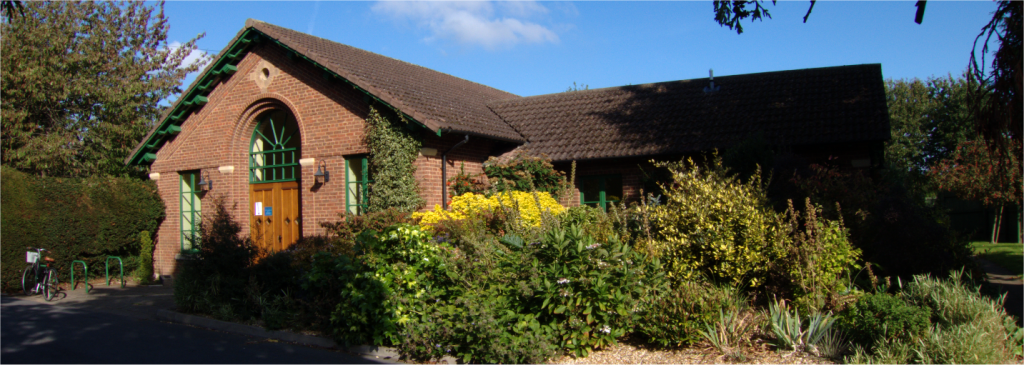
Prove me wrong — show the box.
[0,295,382,364]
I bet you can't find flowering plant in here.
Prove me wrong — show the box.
[412,191,566,231]
[533,224,666,358]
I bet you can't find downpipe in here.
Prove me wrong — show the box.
[441,134,469,210]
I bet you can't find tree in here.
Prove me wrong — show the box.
[714,0,1023,243]
[931,139,1022,243]
[959,0,1022,243]
[1,0,23,22]
[884,76,974,177]
[712,0,929,34]
[1,1,205,178]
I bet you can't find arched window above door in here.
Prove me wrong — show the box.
[249,110,300,183]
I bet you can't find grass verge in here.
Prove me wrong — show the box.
[971,241,1023,278]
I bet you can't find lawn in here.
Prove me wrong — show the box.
[971,241,1023,277]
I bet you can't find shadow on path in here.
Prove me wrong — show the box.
[1,295,381,364]
[973,257,1023,326]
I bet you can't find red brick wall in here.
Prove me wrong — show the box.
[555,157,654,208]
[415,134,513,210]
[149,42,373,277]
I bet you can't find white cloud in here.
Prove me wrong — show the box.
[168,41,212,71]
[372,1,559,50]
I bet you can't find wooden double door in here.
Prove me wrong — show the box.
[250,181,301,252]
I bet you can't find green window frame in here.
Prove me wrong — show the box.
[345,156,372,215]
[579,174,623,211]
[180,171,203,253]
[250,111,300,183]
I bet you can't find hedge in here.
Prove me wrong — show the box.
[1,166,164,292]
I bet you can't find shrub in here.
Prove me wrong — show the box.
[791,163,974,280]
[307,224,455,347]
[699,307,761,360]
[287,209,412,270]
[483,151,571,199]
[447,162,489,197]
[132,231,154,284]
[841,271,1022,363]
[768,300,836,355]
[559,206,617,242]
[836,292,932,347]
[413,191,565,231]
[397,286,558,364]
[173,197,259,320]
[635,281,746,347]
[647,157,786,288]
[1,166,164,292]
[532,225,666,357]
[771,198,861,312]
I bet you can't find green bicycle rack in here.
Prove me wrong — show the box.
[71,260,89,294]
[106,256,125,288]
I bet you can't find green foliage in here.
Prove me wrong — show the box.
[772,198,861,312]
[1,1,205,178]
[712,0,775,35]
[1,166,164,293]
[447,163,489,197]
[365,105,423,212]
[931,139,1021,207]
[648,157,786,288]
[286,209,412,269]
[635,281,746,347]
[901,270,1017,331]
[132,231,154,284]
[483,151,571,199]
[768,300,835,355]
[792,163,974,281]
[836,292,932,347]
[971,242,1023,277]
[559,206,617,242]
[884,76,975,178]
[698,307,760,360]
[301,224,453,347]
[844,271,1022,363]
[533,225,666,358]
[396,286,558,364]
[173,197,260,319]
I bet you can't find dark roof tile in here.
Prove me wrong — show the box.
[488,64,890,161]
[251,20,524,142]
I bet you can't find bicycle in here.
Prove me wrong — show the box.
[22,247,59,301]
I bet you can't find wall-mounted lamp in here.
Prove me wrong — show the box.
[197,171,212,192]
[314,160,329,184]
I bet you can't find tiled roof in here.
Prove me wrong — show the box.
[488,64,890,162]
[250,20,525,142]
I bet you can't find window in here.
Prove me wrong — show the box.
[250,110,300,183]
[579,174,622,211]
[180,171,203,252]
[345,156,372,215]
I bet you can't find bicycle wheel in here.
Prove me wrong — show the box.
[44,268,59,301]
[22,266,36,296]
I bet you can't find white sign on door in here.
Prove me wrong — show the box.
[254,202,263,216]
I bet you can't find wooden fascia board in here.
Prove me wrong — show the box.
[126,30,262,166]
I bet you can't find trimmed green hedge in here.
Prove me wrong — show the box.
[1,167,164,292]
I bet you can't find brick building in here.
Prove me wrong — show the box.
[126,19,889,277]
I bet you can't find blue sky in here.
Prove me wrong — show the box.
[162,1,1000,98]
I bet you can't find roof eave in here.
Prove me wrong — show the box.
[126,22,445,167]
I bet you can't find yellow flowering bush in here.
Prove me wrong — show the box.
[413,191,565,230]
[646,157,786,289]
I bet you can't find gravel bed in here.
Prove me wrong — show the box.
[550,337,835,364]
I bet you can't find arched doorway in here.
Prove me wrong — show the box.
[249,109,302,252]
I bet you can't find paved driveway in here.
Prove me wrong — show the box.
[1,295,380,364]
